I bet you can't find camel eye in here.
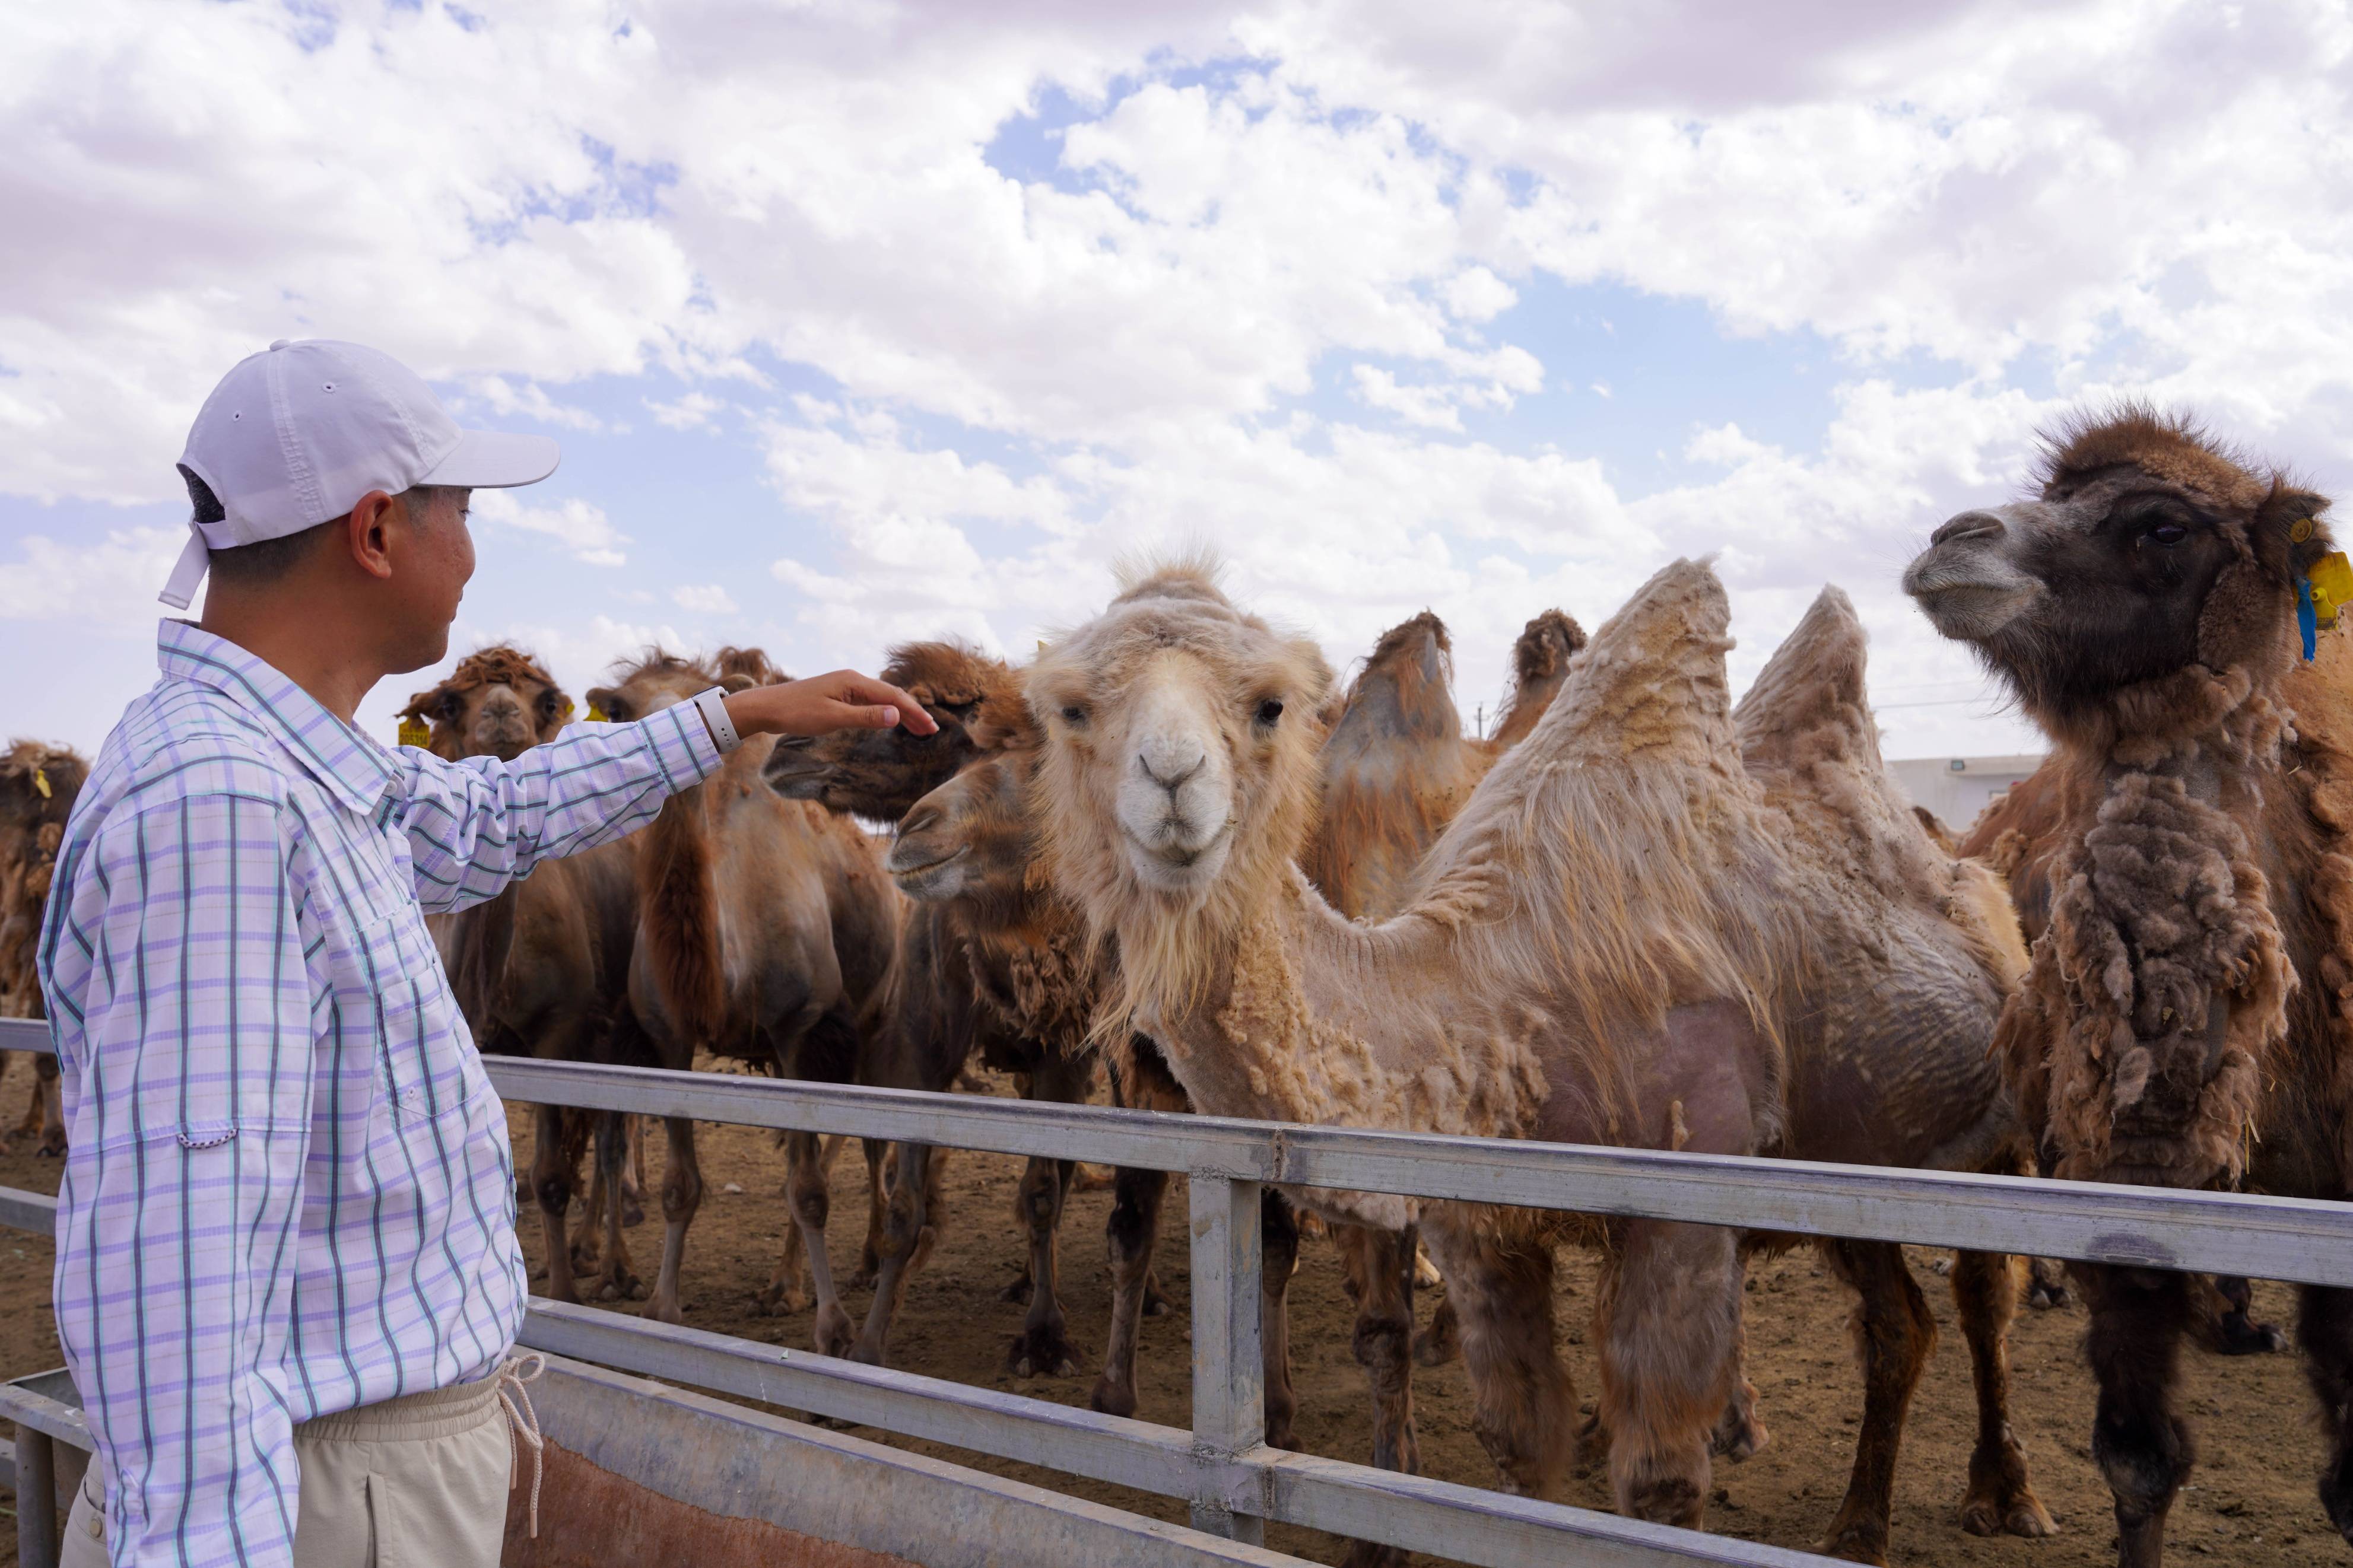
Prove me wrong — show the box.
[1059,704,1089,729]
[1255,698,1285,726]
[2146,523,2187,547]
[434,692,463,723]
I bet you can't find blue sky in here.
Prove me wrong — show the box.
[7,0,2352,772]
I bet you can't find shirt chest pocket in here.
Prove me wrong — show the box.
[332,897,482,1126]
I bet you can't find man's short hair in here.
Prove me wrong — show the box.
[180,466,445,589]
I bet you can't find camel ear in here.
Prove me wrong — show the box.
[719,673,757,695]
[2255,483,2334,578]
[586,685,629,723]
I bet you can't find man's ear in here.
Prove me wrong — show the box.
[346,490,400,580]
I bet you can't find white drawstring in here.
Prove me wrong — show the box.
[496,1354,548,1538]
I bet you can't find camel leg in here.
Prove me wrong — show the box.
[1334,1221,1421,1568]
[1008,1051,1090,1378]
[1711,1290,1769,1464]
[1262,1190,1301,1451]
[753,1128,818,1315]
[1091,1164,1169,1419]
[647,1114,704,1326]
[2298,1283,2353,1544]
[1415,1292,1462,1367]
[1953,1250,2056,1538]
[33,1052,63,1156]
[783,1129,858,1353]
[1597,1219,1740,1528]
[1813,1239,1938,1566]
[621,1114,647,1227]
[591,1111,643,1300]
[850,1141,935,1366]
[852,1138,888,1290]
[2076,1262,2195,1568]
[531,1103,580,1306]
[1422,1216,1577,1499]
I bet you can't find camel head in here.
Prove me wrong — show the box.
[1028,559,1332,947]
[1903,406,2333,739]
[765,640,1005,819]
[887,690,1039,927]
[0,740,85,998]
[400,645,571,762]
[1488,608,1587,750]
[585,648,726,728]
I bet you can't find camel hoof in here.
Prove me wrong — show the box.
[621,1198,646,1229]
[1412,1318,1460,1368]
[1713,1413,1769,1464]
[1008,1325,1082,1379]
[2025,1280,2069,1311]
[1090,1379,1138,1420]
[849,1263,879,1293]
[34,1135,65,1158]
[814,1306,857,1359]
[645,1297,685,1327]
[1814,1524,1888,1566]
[2216,1315,2289,1356]
[1963,1486,2058,1539]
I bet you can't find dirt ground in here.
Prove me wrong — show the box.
[0,1047,2345,1566]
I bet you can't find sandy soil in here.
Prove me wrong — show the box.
[0,1047,2344,1566]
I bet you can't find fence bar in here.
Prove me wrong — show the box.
[1,1185,58,1238]
[15,1424,58,1568]
[1186,1174,1266,1543]
[460,1055,2353,1287]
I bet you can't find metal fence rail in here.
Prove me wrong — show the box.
[8,1017,2353,1567]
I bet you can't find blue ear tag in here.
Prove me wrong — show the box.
[2298,574,2319,661]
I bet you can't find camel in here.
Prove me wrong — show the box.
[398,646,647,1306]
[1904,406,2353,1567]
[1021,557,2049,1561]
[0,741,87,1156]
[585,649,902,1332]
[1296,608,1584,1524]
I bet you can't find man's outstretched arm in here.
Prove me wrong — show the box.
[396,667,934,914]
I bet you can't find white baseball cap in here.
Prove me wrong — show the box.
[164,338,561,609]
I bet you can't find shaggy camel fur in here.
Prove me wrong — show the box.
[588,649,903,1332]
[399,647,646,1306]
[0,740,84,1154]
[1025,558,2047,1561]
[1967,765,2287,1351]
[1907,406,2353,1567]
[1295,607,1583,1542]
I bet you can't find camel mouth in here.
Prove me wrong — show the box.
[884,841,964,902]
[1901,556,2046,644]
[1119,818,1234,890]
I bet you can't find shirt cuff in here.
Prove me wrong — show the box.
[653,699,726,784]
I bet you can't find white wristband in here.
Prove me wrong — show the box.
[690,686,741,754]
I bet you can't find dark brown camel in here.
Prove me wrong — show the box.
[399,647,646,1305]
[0,741,87,1155]
[1906,405,2353,1567]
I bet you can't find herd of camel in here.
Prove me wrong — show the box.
[4,406,2353,1568]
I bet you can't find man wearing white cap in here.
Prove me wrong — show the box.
[37,339,936,1567]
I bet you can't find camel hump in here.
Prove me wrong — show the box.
[1525,556,1736,768]
[1329,612,1460,755]
[1734,584,1878,776]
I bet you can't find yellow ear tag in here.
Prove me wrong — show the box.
[397,717,431,748]
[558,696,575,722]
[2310,551,2353,631]
[585,703,608,723]
[2292,517,2317,544]
[33,768,50,800]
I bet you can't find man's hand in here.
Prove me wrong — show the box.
[723,670,941,740]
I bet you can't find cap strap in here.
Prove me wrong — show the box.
[158,526,210,611]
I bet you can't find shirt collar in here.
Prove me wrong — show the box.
[157,619,400,819]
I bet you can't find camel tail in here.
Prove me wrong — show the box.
[639,787,728,1044]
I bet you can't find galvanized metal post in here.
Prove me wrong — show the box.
[1186,1172,1265,1544]
[15,1423,58,1568]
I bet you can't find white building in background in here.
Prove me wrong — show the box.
[1888,753,2046,837]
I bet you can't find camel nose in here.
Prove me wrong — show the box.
[1930,511,2005,548]
[1136,748,1204,794]
[898,804,941,840]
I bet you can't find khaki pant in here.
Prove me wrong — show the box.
[63,1371,518,1568]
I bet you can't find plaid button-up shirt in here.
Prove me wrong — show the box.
[38,621,721,1567]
